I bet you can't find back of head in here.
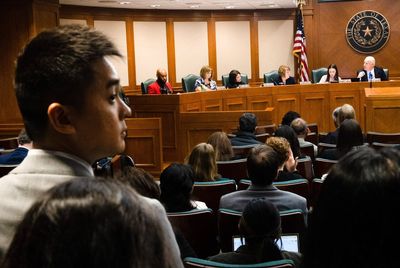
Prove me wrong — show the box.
[290,118,308,136]
[115,166,160,200]
[185,143,218,182]
[337,119,363,157]
[207,132,233,161]
[274,125,301,158]
[266,137,290,167]
[240,198,283,262]
[2,178,171,268]
[247,145,280,186]
[17,128,32,146]
[159,163,195,212]
[281,111,301,126]
[332,107,341,128]
[304,147,400,268]
[338,104,355,125]
[15,24,121,141]
[239,113,258,133]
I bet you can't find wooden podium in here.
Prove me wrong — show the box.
[365,87,400,132]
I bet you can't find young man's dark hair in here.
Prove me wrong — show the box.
[15,24,121,141]
[239,113,258,133]
[247,145,280,186]
[281,111,300,126]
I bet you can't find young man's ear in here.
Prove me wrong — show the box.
[47,103,76,134]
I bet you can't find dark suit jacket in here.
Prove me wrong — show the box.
[0,147,28,165]
[358,67,387,81]
[230,131,263,146]
[276,76,296,85]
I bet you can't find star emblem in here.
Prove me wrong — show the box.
[362,26,373,37]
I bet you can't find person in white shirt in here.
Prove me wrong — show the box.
[0,25,183,266]
[319,64,341,83]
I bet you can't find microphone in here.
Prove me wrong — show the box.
[357,71,365,81]
[270,78,278,86]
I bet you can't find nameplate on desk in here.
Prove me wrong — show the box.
[371,78,382,82]
[263,83,275,87]
[339,79,351,83]
[300,81,312,85]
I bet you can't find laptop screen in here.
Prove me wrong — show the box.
[232,234,299,253]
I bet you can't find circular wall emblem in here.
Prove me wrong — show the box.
[346,10,390,54]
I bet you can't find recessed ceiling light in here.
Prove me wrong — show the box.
[190,5,200,8]
[150,4,160,7]
[225,5,236,9]
[119,1,131,4]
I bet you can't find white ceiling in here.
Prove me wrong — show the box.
[60,0,298,10]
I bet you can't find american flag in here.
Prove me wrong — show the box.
[293,6,310,82]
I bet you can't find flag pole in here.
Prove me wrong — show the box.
[296,0,305,80]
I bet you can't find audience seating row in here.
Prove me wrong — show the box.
[184,257,294,268]
[167,207,306,259]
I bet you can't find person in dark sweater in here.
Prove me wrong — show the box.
[230,113,264,146]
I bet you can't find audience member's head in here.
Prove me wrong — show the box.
[15,24,131,164]
[290,118,308,138]
[239,198,283,262]
[338,104,355,125]
[1,178,173,268]
[185,143,218,182]
[159,163,196,212]
[281,111,301,126]
[266,137,291,169]
[247,145,280,186]
[207,132,234,161]
[239,113,258,133]
[228,69,241,87]
[332,106,341,128]
[17,129,32,148]
[303,147,400,268]
[114,166,160,200]
[337,119,364,157]
[274,125,301,158]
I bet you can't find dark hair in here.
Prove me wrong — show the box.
[1,178,172,268]
[281,111,301,126]
[274,125,301,158]
[17,128,31,145]
[303,147,400,268]
[247,145,280,186]
[160,163,195,212]
[239,113,258,133]
[15,24,121,141]
[239,198,283,263]
[227,70,241,88]
[324,64,339,82]
[207,131,234,161]
[114,166,161,200]
[337,119,363,158]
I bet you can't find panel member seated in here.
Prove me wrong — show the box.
[226,69,245,88]
[275,65,296,85]
[219,145,307,221]
[148,68,173,94]
[319,64,341,83]
[357,56,387,81]
[0,129,32,165]
[194,65,217,92]
[230,113,264,146]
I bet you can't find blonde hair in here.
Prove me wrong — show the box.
[278,65,290,77]
[185,143,218,182]
[266,137,290,166]
[200,65,213,79]
[207,132,234,161]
